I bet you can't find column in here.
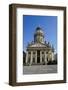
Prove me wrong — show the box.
[26,51,28,64]
[44,51,47,64]
[30,51,33,65]
[35,51,37,64]
[52,53,54,61]
[40,51,42,64]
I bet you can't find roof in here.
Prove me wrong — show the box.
[27,42,51,49]
[29,43,46,48]
[36,27,42,30]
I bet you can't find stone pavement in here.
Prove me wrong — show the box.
[23,65,57,75]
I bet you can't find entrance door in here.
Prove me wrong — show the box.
[37,50,40,63]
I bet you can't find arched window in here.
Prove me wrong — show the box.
[47,57,48,61]
[28,57,30,63]
[46,52,48,54]
[28,52,31,54]
[42,57,45,62]
[33,52,35,54]
[33,57,35,63]
[42,52,44,54]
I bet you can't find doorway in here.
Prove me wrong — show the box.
[37,50,40,63]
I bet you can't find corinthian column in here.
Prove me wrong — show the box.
[52,53,54,61]
[26,51,28,64]
[44,51,47,64]
[30,51,33,65]
[40,51,42,64]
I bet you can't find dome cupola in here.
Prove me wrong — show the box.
[34,27,45,44]
[35,27,44,36]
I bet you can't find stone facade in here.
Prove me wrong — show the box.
[25,27,55,65]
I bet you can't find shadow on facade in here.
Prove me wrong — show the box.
[23,51,57,66]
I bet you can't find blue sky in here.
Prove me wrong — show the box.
[23,15,57,52]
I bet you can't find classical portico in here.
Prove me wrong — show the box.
[25,27,54,65]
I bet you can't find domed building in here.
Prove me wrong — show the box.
[25,27,55,65]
